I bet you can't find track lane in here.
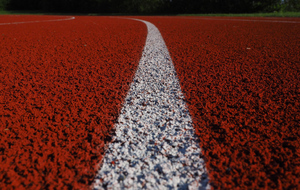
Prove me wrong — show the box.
[0,16,147,189]
[0,15,75,25]
[136,16,300,189]
[93,18,209,190]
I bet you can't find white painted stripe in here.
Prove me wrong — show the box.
[180,16,300,23]
[151,16,300,23]
[0,16,75,25]
[93,19,210,190]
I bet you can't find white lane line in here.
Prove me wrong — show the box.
[181,16,300,23]
[152,16,300,23]
[93,19,210,189]
[0,16,75,25]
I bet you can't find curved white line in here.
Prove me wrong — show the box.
[180,16,300,23]
[93,18,210,190]
[149,16,300,23]
[0,16,75,25]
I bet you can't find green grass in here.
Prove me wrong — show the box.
[0,10,11,14]
[0,10,123,16]
[0,10,46,15]
[178,12,300,17]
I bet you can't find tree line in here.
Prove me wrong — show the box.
[1,0,299,14]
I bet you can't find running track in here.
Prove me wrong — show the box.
[0,15,299,189]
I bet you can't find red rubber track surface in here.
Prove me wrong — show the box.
[137,16,300,189]
[0,15,72,24]
[0,16,147,189]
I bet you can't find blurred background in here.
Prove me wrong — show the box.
[0,0,299,14]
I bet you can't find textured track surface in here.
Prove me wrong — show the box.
[0,15,74,24]
[1,15,300,190]
[93,19,209,190]
[0,16,146,189]
[136,16,300,189]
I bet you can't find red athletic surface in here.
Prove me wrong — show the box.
[1,15,300,190]
[0,15,72,23]
[0,16,147,189]
[138,16,300,189]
